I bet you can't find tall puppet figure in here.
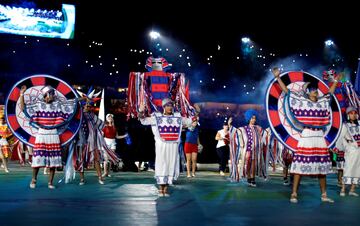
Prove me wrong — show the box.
[127,56,195,118]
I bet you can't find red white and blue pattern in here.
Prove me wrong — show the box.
[288,92,331,127]
[155,112,182,142]
[240,125,265,178]
[345,122,360,147]
[145,57,171,72]
[32,128,62,168]
[290,128,333,175]
[5,75,82,148]
[265,71,342,152]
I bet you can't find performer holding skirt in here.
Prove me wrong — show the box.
[272,67,340,203]
[20,85,77,189]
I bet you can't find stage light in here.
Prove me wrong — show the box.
[179,55,182,58]
[325,40,334,46]
[85,60,88,63]
[183,49,186,52]
[200,80,202,83]
[188,62,191,67]
[186,56,190,59]
[223,85,226,88]
[212,78,215,81]
[115,58,118,60]
[98,56,101,58]
[67,43,70,46]
[241,37,250,43]
[149,31,160,39]
[99,63,102,66]
[90,65,93,68]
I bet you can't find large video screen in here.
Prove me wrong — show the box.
[0,4,75,39]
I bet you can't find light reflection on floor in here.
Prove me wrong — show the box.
[0,163,359,226]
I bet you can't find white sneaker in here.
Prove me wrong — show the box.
[290,194,298,203]
[220,171,225,176]
[29,182,36,189]
[4,168,9,173]
[349,191,359,197]
[321,196,335,203]
[340,191,346,197]
[290,197,298,203]
[98,179,105,185]
[79,180,85,186]
[48,184,56,189]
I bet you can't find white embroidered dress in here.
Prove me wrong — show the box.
[140,112,191,185]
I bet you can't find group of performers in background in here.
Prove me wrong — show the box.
[1,56,359,203]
